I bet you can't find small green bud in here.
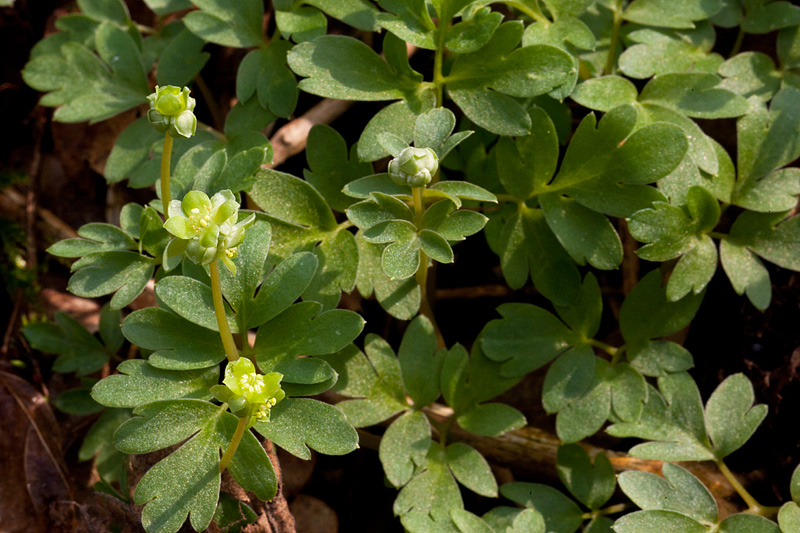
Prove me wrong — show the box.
[221,358,285,426]
[162,189,256,273]
[388,147,438,187]
[146,85,197,138]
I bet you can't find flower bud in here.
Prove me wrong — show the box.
[214,358,286,427]
[388,147,438,188]
[146,85,197,138]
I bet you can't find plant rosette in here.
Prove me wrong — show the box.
[163,189,255,273]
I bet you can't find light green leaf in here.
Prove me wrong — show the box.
[779,503,800,532]
[302,229,359,309]
[639,73,748,119]
[613,510,709,533]
[380,410,431,487]
[627,340,695,378]
[623,0,723,29]
[91,359,218,408]
[719,238,771,311]
[705,373,767,459]
[254,398,358,459]
[399,315,445,407]
[249,169,337,231]
[719,513,782,533]
[156,275,238,333]
[354,233,421,320]
[570,76,638,112]
[456,403,526,437]
[48,223,136,257]
[235,41,298,118]
[445,442,497,497]
[394,448,463,518]
[67,251,155,309]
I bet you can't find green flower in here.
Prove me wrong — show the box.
[212,358,285,427]
[388,147,438,187]
[163,189,256,273]
[146,85,197,138]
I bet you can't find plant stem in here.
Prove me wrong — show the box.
[714,459,778,517]
[730,27,745,58]
[433,20,447,107]
[605,0,624,75]
[219,415,248,473]
[412,187,445,347]
[586,338,621,358]
[210,260,239,362]
[582,502,631,519]
[160,133,173,210]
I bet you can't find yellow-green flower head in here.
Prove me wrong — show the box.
[388,147,438,187]
[218,358,285,425]
[163,189,256,273]
[146,85,197,139]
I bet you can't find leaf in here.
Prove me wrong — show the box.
[742,1,800,34]
[302,229,359,310]
[623,0,723,29]
[324,338,409,427]
[619,270,705,350]
[121,308,226,370]
[376,0,436,49]
[235,40,298,118]
[380,410,431,487]
[719,514,782,533]
[638,73,748,119]
[275,4,327,43]
[719,52,781,102]
[91,359,218,408]
[556,444,616,510]
[249,169,337,232]
[287,34,421,101]
[719,237,772,312]
[627,340,695,377]
[156,275,238,333]
[254,398,358,460]
[779,503,800,533]
[247,251,318,330]
[607,374,714,461]
[445,442,497,497]
[542,345,596,413]
[399,315,445,407]
[54,387,103,415]
[482,303,575,377]
[448,22,575,135]
[156,27,210,87]
[183,0,264,47]
[23,312,110,376]
[68,251,155,309]
[446,9,503,53]
[48,222,136,257]
[78,408,131,484]
[500,483,584,533]
[728,210,800,272]
[570,76,638,112]
[704,373,767,459]
[618,463,718,523]
[613,510,709,533]
[619,24,724,79]
[456,403,526,437]
[555,360,611,443]
[304,124,372,212]
[355,233,421,320]
[115,400,276,533]
[393,449,463,519]
[358,100,433,162]
[304,0,379,31]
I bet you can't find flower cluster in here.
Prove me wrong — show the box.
[146,85,197,139]
[387,147,439,187]
[212,358,285,427]
[163,190,255,273]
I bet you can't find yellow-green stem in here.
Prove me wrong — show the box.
[210,261,239,362]
[160,133,173,210]
[714,459,777,517]
[219,415,248,473]
[605,0,624,75]
[582,502,631,520]
[586,338,622,359]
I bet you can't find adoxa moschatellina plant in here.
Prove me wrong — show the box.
[20,0,800,532]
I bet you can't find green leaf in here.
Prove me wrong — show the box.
[623,0,723,29]
[481,302,575,377]
[627,340,695,378]
[380,410,431,487]
[235,41,298,118]
[287,35,420,101]
[607,373,714,461]
[570,76,638,112]
[325,338,409,427]
[354,233,421,320]
[496,107,559,200]
[456,403,526,437]
[422,200,488,242]
[247,251,318,330]
[68,251,155,309]
[78,0,130,23]
[555,360,612,443]
[742,1,800,34]
[302,229,359,309]
[183,0,263,47]
[779,503,800,533]
[638,73,748,119]
[729,210,800,271]
[619,24,723,79]
[719,238,771,311]
[23,312,110,376]
[719,513,782,533]
[446,9,503,53]
[399,315,445,407]
[358,100,434,162]
[619,270,705,350]
[613,510,709,533]
[542,345,596,414]
[705,373,767,459]
[376,0,436,49]
[249,169,337,231]
[304,124,372,212]
[719,51,781,102]
[92,359,218,408]
[618,463,717,523]
[156,27,209,87]
[482,507,547,533]
[666,235,718,301]
[540,194,623,270]
[78,408,131,484]
[156,275,238,333]
[275,4,327,43]
[48,223,136,257]
[556,444,616,510]
[305,0,379,31]
[254,398,358,460]
[394,448,463,518]
[122,308,226,370]
[445,442,497,497]
[212,493,257,532]
[500,483,584,533]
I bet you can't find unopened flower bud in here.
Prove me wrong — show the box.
[146,85,197,138]
[388,147,438,188]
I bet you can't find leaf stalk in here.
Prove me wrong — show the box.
[210,260,239,362]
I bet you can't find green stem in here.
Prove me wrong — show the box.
[605,0,624,75]
[160,133,173,210]
[219,415,248,473]
[498,1,549,23]
[586,338,622,359]
[433,20,448,107]
[412,187,445,348]
[210,260,239,362]
[714,459,778,517]
[582,503,631,520]
[730,27,745,58]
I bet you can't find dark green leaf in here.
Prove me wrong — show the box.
[184,0,263,47]
[23,312,110,376]
[500,483,583,533]
[399,315,445,407]
[638,73,748,119]
[68,251,155,309]
[556,444,616,510]
[380,410,431,487]
[446,442,497,497]
[705,373,767,459]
